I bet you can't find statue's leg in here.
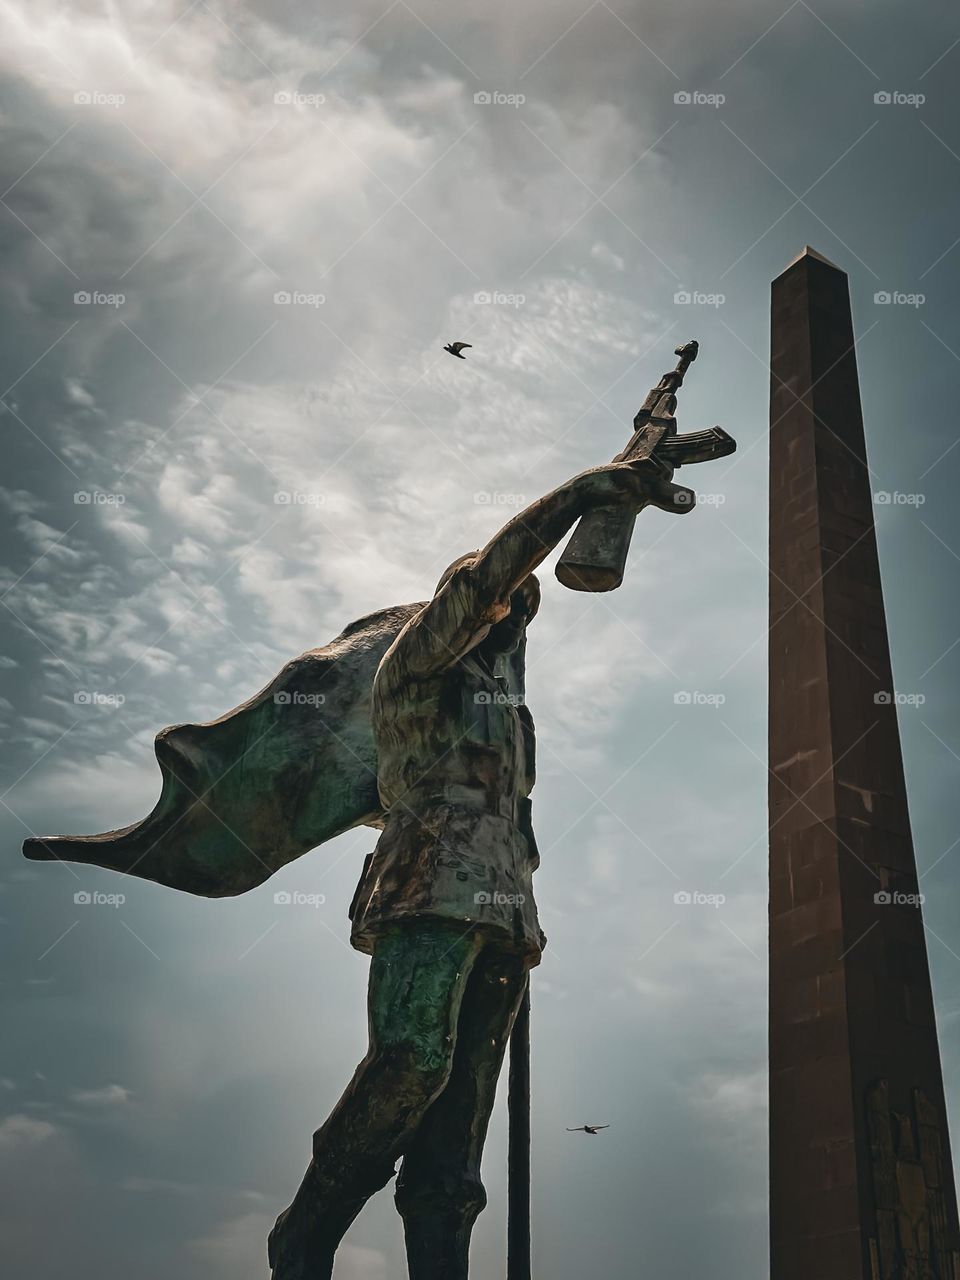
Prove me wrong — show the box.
[268,923,483,1280]
[395,946,529,1280]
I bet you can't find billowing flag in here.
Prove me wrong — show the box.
[23,603,424,896]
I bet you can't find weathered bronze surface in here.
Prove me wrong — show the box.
[266,461,696,1278]
[25,357,735,1276]
[23,603,426,895]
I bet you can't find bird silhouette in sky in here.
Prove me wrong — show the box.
[566,1124,610,1135]
[443,341,472,359]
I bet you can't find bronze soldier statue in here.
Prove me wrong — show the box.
[24,344,734,1278]
[269,459,689,1279]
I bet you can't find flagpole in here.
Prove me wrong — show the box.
[507,977,531,1280]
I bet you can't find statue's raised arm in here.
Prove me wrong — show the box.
[382,460,688,681]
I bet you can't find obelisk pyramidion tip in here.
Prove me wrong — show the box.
[781,244,844,273]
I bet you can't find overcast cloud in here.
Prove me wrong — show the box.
[2,2,960,1277]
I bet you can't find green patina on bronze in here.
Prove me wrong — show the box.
[24,602,425,895]
[24,344,734,1279]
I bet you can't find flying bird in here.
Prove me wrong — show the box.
[566,1124,610,1135]
[443,342,472,359]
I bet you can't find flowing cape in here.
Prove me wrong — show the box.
[22,602,425,896]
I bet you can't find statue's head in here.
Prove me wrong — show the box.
[435,553,541,658]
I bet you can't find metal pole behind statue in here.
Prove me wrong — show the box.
[507,978,531,1280]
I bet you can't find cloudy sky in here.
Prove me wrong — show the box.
[2,2,960,1276]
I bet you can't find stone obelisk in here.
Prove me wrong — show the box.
[768,247,960,1279]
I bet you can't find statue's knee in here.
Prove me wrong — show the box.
[395,1171,487,1223]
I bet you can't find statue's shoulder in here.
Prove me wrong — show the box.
[373,641,485,715]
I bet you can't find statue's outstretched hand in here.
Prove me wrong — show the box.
[592,460,696,515]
